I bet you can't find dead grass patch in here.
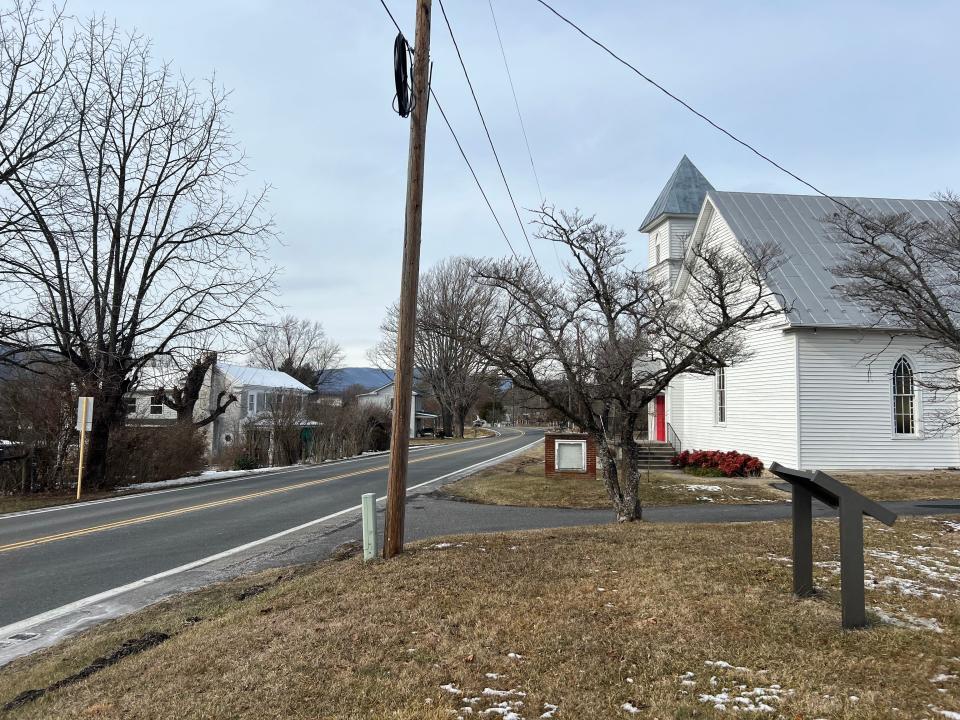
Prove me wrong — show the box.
[2,516,958,719]
[442,447,784,508]
[0,491,119,515]
[832,469,960,501]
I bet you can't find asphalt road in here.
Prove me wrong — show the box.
[0,428,542,628]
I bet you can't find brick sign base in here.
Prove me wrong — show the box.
[544,433,597,479]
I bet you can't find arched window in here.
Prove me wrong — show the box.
[892,356,917,435]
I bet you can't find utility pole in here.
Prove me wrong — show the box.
[383,0,432,559]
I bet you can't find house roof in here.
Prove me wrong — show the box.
[639,155,714,232]
[359,380,420,396]
[705,191,951,328]
[218,363,313,392]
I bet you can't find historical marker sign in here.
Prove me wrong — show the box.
[769,462,897,629]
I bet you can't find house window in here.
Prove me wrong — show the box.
[555,440,587,472]
[893,356,917,435]
[247,392,256,414]
[715,367,726,424]
[149,395,163,415]
[124,397,137,414]
[655,235,661,264]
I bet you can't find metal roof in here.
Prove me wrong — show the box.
[640,155,714,232]
[217,363,313,392]
[707,191,951,328]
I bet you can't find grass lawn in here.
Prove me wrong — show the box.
[1,515,958,718]
[441,446,786,508]
[833,469,960,501]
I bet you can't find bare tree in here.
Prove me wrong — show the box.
[0,2,72,188]
[152,352,238,427]
[0,19,276,488]
[829,195,960,427]
[374,257,497,437]
[246,314,343,389]
[470,206,783,521]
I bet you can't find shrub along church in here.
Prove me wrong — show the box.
[643,156,959,470]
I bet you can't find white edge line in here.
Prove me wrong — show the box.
[0,435,543,640]
[0,442,446,521]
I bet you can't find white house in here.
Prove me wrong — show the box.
[128,361,314,456]
[357,381,438,438]
[643,156,960,470]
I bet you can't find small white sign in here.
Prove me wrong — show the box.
[76,396,94,432]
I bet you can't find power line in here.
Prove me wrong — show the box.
[531,0,860,217]
[375,0,523,263]
[487,0,566,272]
[377,0,406,38]
[487,0,543,202]
[430,88,524,263]
[436,0,543,271]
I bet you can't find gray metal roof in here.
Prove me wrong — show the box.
[707,191,951,328]
[640,155,714,232]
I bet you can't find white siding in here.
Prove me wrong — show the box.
[797,330,960,469]
[666,209,798,466]
[127,392,178,422]
[669,217,695,258]
[670,324,798,467]
[646,217,695,289]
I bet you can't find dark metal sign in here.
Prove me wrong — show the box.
[768,462,897,629]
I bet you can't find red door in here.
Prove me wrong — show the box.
[655,395,666,442]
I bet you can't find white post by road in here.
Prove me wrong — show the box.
[75,396,94,500]
[361,493,377,561]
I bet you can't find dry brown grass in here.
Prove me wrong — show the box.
[442,447,785,508]
[0,491,118,515]
[3,515,958,719]
[832,469,960,501]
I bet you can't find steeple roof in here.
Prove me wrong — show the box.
[639,155,713,232]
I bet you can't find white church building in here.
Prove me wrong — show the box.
[643,156,959,470]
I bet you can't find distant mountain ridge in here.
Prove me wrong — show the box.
[321,367,394,393]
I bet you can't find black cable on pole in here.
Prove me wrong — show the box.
[436,0,543,272]
[392,33,414,117]
[375,0,523,263]
[531,0,861,217]
[487,0,543,202]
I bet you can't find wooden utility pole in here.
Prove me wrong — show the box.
[383,0,432,559]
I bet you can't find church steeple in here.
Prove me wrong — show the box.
[640,155,713,233]
[642,156,712,287]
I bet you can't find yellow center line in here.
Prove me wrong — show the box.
[0,433,521,555]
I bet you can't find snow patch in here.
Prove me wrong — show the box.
[692,662,790,713]
[872,607,944,633]
[123,464,296,491]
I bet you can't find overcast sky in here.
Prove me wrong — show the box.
[70,0,960,365]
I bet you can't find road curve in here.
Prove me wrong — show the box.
[0,428,542,629]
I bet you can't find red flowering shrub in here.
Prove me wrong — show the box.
[671,449,763,478]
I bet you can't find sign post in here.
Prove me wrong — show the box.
[76,396,93,500]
